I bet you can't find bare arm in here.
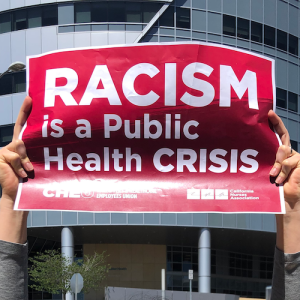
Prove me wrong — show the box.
[0,96,33,244]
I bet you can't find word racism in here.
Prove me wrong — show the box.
[16,43,284,213]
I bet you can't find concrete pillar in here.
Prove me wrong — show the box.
[61,227,74,300]
[198,228,211,293]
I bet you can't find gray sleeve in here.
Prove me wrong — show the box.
[0,240,28,300]
[271,247,300,300]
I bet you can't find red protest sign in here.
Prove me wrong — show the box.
[15,42,284,213]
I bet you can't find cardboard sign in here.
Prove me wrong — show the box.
[15,42,284,213]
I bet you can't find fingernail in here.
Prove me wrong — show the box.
[25,162,33,171]
[20,170,27,178]
[275,176,283,184]
[270,167,277,176]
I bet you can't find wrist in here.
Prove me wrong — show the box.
[0,196,28,244]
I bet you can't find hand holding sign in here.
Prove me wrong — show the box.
[0,96,33,244]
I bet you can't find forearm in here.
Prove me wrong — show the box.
[0,195,28,244]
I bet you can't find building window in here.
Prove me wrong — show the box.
[91,2,107,23]
[276,88,287,109]
[288,91,298,113]
[42,5,58,27]
[160,6,174,27]
[237,18,249,39]
[13,9,27,31]
[289,34,298,56]
[251,21,262,43]
[0,71,26,96]
[264,25,275,47]
[75,2,91,23]
[108,2,126,22]
[0,12,12,34]
[223,15,236,36]
[259,257,273,279]
[277,29,287,51]
[0,125,14,147]
[176,7,190,29]
[28,7,42,29]
[126,2,142,23]
[291,140,298,152]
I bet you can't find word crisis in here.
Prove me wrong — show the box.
[44,63,259,109]
[43,147,259,173]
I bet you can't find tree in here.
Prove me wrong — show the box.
[29,250,109,300]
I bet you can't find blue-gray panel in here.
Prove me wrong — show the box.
[92,24,108,31]
[11,31,26,65]
[58,3,74,25]
[161,213,176,225]
[95,213,110,224]
[223,214,236,228]
[237,39,249,49]
[41,26,58,53]
[276,58,287,89]
[128,213,143,224]
[250,214,262,230]
[58,33,74,49]
[277,1,288,32]
[59,26,75,33]
[288,63,299,93]
[262,214,275,232]
[177,213,192,225]
[208,34,221,43]
[236,214,250,229]
[192,0,206,10]
[12,93,26,122]
[176,0,190,7]
[237,0,250,19]
[160,28,175,35]
[146,35,158,42]
[75,25,91,32]
[223,36,236,46]
[160,36,175,42]
[289,55,298,65]
[207,12,221,34]
[276,50,287,61]
[288,119,298,140]
[78,212,94,224]
[176,37,190,41]
[26,28,42,56]
[11,0,25,9]
[27,211,32,227]
[264,46,276,57]
[62,212,77,225]
[289,5,299,36]
[0,33,12,72]
[264,0,276,27]
[91,32,108,46]
[192,10,206,31]
[126,24,143,31]
[208,213,222,227]
[144,213,160,224]
[32,211,47,226]
[109,24,126,31]
[192,213,207,226]
[0,96,13,126]
[223,0,236,16]
[74,32,91,47]
[192,31,206,40]
[0,0,10,11]
[250,0,263,22]
[47,211,62,226]
[251,43,263,52]
[25,0,41,6]
[207,0,221,12]
[111,213,127,224]
[176,29,190,37]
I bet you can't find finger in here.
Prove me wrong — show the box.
[13,96,32,141]
[269,145,294,184]
[1,148,27,178]
[6,140,33,172]
[268,110,290,146]
[276,154,300,184]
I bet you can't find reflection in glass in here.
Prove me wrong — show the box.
[223,15,236,36]
[237,18,249,39]
[75,2,91,23]
[288,91,298,113]
[276,88,287,109]
[0,13,12,34]
[28,7,42,28]
[251,21,262,43]
[13,9,27,31]
[277,29,287,51]
[176,7,190,29]
[264,25,275,47]
[289,34,298,56]
[42,5,58,26]
[160,6,174,27]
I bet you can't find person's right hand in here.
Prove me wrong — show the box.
[0,96,33,244]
